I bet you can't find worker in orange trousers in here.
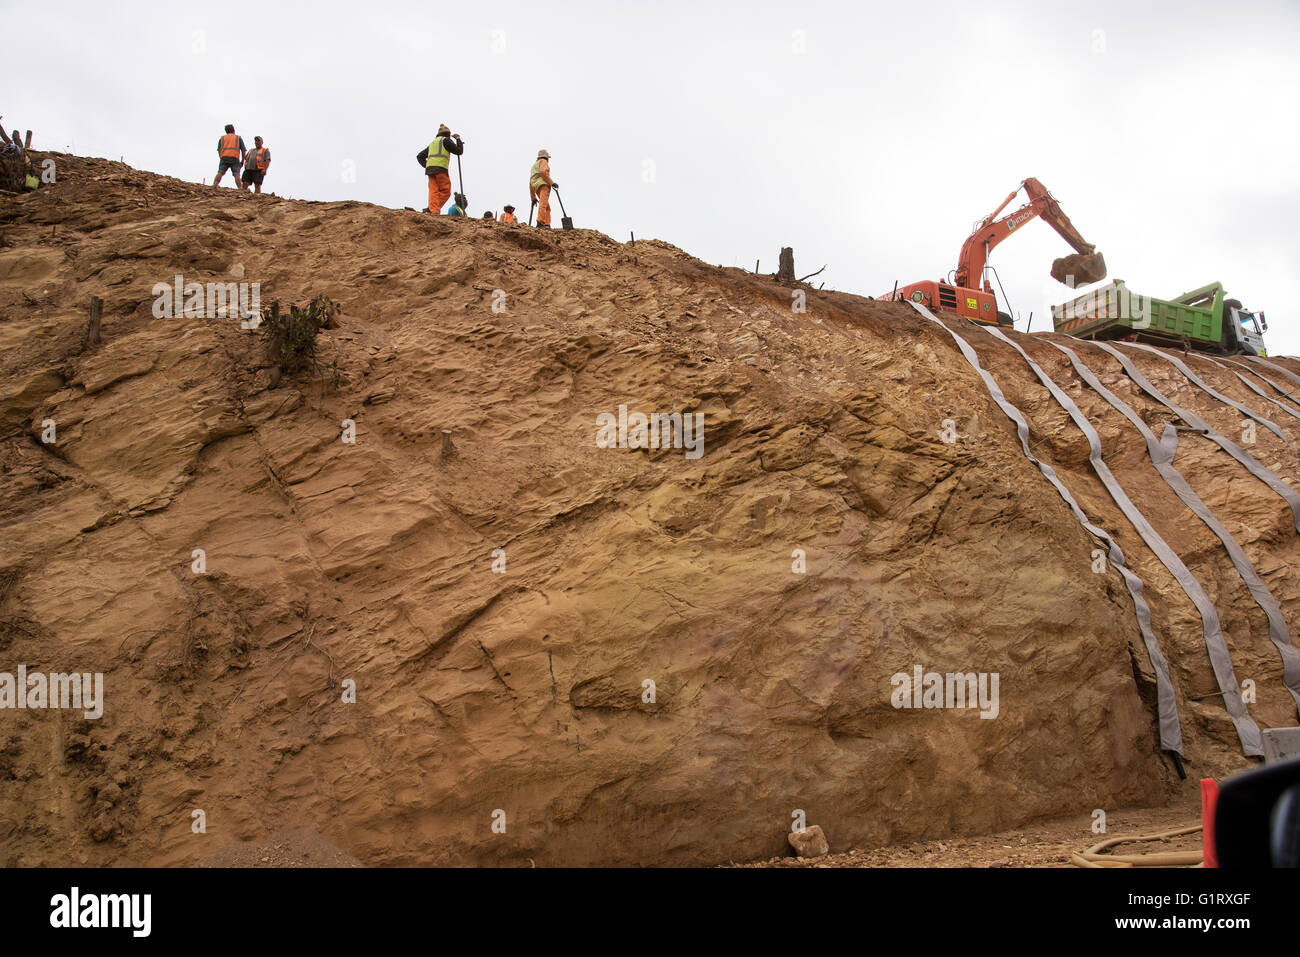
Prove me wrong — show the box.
[529,149,555,227]
[416,124,463,214]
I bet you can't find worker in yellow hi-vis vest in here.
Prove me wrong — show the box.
[416,124,464,214]
[529,149,555,227]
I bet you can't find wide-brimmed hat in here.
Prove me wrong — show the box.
[537,149,550,159]
[503,204,516,212]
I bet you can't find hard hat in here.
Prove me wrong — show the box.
[537,149,550,159]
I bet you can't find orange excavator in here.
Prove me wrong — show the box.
[883,177,1106,327]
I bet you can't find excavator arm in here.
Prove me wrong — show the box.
[954,177,1106,291]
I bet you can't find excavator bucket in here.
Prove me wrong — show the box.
[1051,251,1107,287]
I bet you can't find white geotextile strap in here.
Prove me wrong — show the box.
[1211,357,1300,422]
[1242,355,1300,390]
[982,326,1262,756]
[1123,342,1286,441]
[1048,339,1300,722]
[1222,356,1300,399]
[906,301,1184,755]
[1092,341,1300,534]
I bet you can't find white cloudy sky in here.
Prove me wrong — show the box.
[13,0,1300,355]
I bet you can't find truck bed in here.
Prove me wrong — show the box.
[1052,279,1224,347]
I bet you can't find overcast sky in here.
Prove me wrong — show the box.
[12,0,1300,355]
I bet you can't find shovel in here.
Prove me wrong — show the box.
[529,198,536,226]
[552,186,573,230]
[456,153,468,211]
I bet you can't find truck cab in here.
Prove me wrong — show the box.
[1227,305,1268,357]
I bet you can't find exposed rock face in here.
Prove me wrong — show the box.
[1,154,1297,866]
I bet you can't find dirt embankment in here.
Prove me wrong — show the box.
[1,154,1297,866]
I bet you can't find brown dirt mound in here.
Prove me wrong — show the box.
[1,153,1297,867]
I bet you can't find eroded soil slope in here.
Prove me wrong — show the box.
[1,154,1297,865]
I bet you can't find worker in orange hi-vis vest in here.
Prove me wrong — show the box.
[241,136,272,195]
[499,205,517,223]
[214,124,246,188]
[529,150,555,227]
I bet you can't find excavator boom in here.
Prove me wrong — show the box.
[955,177,1106,290]
[882,176,1105,328]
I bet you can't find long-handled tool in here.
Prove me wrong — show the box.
[456,153,467,209]
[552,186,573,230]
[529,198,536,226]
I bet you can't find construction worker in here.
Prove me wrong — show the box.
[529,149,556,228]
[446,192,468,216]
[499,205,517,224]
[214,124,246,188]
[416,124,463,214]
[241,136,271,194]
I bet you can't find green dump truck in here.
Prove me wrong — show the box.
[1051,280,1268,356]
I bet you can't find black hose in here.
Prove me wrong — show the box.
[985,264,1015,323]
